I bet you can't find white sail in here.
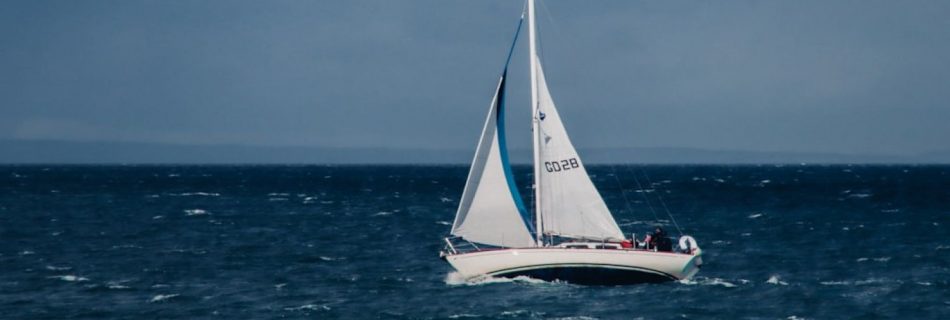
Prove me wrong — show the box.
[534,60,625,241]
[451,74,536,248]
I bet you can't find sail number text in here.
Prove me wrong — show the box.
[544,158,580,173]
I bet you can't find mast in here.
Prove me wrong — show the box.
[528,0,543,246]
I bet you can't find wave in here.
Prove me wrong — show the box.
[48,275,89,282]
[45,265,71,271]
[184,209,209,216]
[319,256,345,261]
[819,278,901,286]
[149,294,179,303]
[167,192,220,197]
[284,304,331,312]
[766,275,789,285]
[444,272,553,286]
[678,277,741,288]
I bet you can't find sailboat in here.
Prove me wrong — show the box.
[440,0,702,285]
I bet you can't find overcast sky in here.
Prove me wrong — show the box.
[2,0,949,156]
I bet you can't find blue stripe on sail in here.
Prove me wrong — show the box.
[496,69,535,236]
[504,15,524,67]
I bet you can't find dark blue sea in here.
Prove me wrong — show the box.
[1,165,947,319]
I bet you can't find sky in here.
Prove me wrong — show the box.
[2,0,949,158]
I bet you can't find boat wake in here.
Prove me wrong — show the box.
[677,276,745,288]
[444,272,554,286]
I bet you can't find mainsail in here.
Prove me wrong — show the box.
[534,60,625,241]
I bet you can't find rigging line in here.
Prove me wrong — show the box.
[628,165,661,224]
[537,0,565,42]
[639,168,684,236]
[608,164,638,222]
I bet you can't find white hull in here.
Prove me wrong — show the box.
[445,247,702,285]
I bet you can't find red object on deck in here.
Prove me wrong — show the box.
[620,240,633,248]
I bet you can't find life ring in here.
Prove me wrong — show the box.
[678,235,699,253]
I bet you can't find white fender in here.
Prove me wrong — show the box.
[678,235,699,253]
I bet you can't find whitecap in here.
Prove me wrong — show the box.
[440,197,453,203]
[856,257,869,262]
[435,221,452,225]
[847,193,871,199]
[787,316,807,320]
[854,278,896,285]
[766,275,788,285]
[19,250,35,255]
[372,211,392,217]
[152,215,164,219]
[184,209,209,216]
[45,265,71,271]
[275,283,287,290]
[678,277,737,288]
[319,256,345,261]
[444,272,551,286]
[149,294,179,303]
[268,192,290,196]
[448,314,480,319]
[284,304,331,312]
[268,197,289,201]
[747,213,764,219]
[873,257,891,262]
[106,281,132,289]
[917,281,932,286]
[49,275,89,282]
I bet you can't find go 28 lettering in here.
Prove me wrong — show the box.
[544,158,580,172]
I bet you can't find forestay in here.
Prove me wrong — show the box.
[451,72,536,248]
[534,60,625,241]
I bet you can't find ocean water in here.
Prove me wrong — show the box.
[1,165,948,319]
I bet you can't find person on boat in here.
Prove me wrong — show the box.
[645,227,674,252]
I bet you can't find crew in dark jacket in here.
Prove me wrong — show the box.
[648,227,674,252]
